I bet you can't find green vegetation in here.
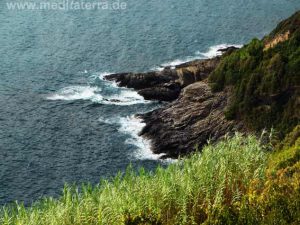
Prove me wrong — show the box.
[1,11,299,225]
[205,12,300,221]
[234,125,300,225]
[209,11,300,137]
[1,134,268,225]
[2,129,299,225]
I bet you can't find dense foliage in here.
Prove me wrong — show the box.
[209,11,300,136]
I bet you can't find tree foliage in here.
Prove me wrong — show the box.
[209,12,300,137]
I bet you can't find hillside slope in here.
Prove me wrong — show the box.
[209,11,300,137]
[136,11,300,157]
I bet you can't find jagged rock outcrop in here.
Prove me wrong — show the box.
[175,57,220,87]
[137,82,181,102]
[138,81,244,158]
[105,70,177,90]
[105,69,180,101]
[104,57,222,102]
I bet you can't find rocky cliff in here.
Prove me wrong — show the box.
[105,47,242,158]
[139,81,244,158]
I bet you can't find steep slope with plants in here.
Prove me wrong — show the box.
[115,11,300,158]
[209,11,300,137]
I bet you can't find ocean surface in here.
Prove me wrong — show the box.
[0,0,299,206]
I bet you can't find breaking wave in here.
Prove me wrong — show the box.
[99,115,172,161]
[196,44,243,58]
[152,44,243,70]
[47,73,150,106]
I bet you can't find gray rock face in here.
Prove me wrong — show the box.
[138,82,181,102]
[139,82,244,158]
[104,57,221,102]
[104,69,180,101]
[175,57,220,87]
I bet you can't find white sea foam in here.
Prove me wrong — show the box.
[47,71,150,106]
[98,117,116,125]
[107,90,148,105]
[46,86,103,101]
[160,56,200,69]
[47,86,149,105]
[152,44,243,71]
[99,115,172,161]
[150,66,165,72]
[88,72,119,88]
[197,44,243,58]
[118,116,170,160]
[97,71,113,80]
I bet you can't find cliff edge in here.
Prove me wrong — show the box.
[105,11,300,158]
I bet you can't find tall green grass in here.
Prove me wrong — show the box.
[1,134,267,225]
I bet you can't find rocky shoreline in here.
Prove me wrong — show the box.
[105,46,244,158]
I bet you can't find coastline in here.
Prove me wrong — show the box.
[104,45,244,158]
[2,9,300,224]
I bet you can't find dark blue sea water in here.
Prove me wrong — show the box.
[0,0,299,206]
